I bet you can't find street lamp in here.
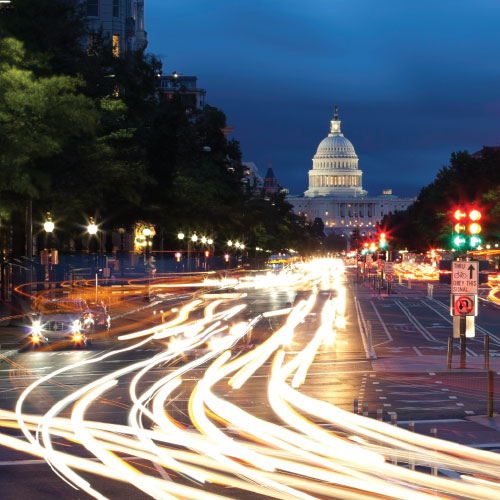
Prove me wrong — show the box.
[42,212,55,288]
[87,218,98,235]
[43,213,54,235]
[142,226,153,265]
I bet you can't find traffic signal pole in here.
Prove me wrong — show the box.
[459,315,467,369]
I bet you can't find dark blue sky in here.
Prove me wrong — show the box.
[146,0,500,197]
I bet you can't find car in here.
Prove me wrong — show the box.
[87,302,111,332]
[29,298,94,348]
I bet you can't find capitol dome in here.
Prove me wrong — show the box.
[315,135,358,159]
[304,106,366,198]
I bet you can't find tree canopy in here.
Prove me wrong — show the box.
[0,1,321,259]
[383,149,500,251]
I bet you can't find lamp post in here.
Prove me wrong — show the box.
[142,226,153,266]
[190,234,198,271]
[87,218,99,301]
[177,232,185,271]
[43,213,55,288]
[118,227,126,276]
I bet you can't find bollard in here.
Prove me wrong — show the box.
[362,402,368,417]
[485,335,490,371]
[447,337,453,370]
[354,398,358,414]
[427,284,433,298]
[407,279,411,289]
[430,428,438,476]
[398,274,402,285]
[376,408,383,421]
[487,370,494,418]
[408,421,415,470]
[390,412,397,426]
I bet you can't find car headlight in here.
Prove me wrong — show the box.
[72,333,83,342]
[31,333,41,343]
[72,320,81,333]
[31,320,42,335]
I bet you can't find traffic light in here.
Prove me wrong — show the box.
[204,250,210,258]
[224,253,230,262]
[175,252,182,262]
[451,207,482,249]
[378,233,387,249]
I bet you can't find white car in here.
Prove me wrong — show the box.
[30,299,94,347]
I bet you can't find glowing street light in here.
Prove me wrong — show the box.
[87,218,98,235]
[201,236,207,244]
[207,238,213,245]
[43,213,54,233]
[227,240,233,247]
[177,232,185,240]
[191,234,198,243]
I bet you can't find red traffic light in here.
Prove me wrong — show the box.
[224,254,230,262]
[454,209,466,221]
[204,250,210,258]
[469,209,481,221]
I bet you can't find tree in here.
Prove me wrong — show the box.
[385,149,500,251]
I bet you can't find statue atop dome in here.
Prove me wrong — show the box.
[304,107,366,198]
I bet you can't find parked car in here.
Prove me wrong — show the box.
[30,298,94,347]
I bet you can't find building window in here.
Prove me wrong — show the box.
[113,0,119,17]
[112,35,120,57]
[87,0,98,16]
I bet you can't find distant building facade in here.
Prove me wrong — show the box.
[288,107,414,238]
[84,0,147,55]
[157,72,206,110]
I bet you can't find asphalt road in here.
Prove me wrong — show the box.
[1,264,500,499]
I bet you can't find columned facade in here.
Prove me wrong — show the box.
[288,107,414,239]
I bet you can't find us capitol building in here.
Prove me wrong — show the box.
[287,107,414,238]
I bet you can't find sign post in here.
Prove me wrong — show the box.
[384,261,395,294]
[450,260,479,368]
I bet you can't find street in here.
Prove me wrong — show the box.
[1,260,500,499]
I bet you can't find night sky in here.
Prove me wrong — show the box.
[146,0,500,198]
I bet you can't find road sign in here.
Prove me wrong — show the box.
[451,261,478,294]
[452,294,477,316]
[386,273,394,282]
[453,316,475,338]
[384,261,395,273]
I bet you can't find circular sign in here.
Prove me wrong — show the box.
[386,273,394,282]
[455,296,474,315]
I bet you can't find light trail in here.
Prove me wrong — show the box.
[1,259,500,499]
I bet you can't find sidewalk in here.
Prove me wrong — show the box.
[372,355,500,373]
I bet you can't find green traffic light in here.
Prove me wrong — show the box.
[470,235,482,248]
[452,234,466,248]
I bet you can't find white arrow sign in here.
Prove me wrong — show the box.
[451,261,479,294]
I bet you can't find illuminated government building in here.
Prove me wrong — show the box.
[288,107,414,238]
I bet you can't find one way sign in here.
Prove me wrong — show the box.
[451,261,479,294]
